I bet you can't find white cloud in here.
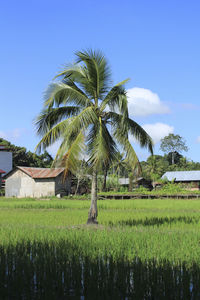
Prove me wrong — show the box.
[196,136,200,143]
[142,123,174,144]
[127,87,170,117]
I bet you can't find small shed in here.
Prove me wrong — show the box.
[162,171,200,190]
[5,166,71,198]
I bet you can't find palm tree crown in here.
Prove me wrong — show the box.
[35,49,153,224]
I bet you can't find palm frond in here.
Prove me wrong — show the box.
[128,118,154,154]
[35,106,81,136]
[109,112,153,153]
[53,130,85,176]
[113,127,141,173]
[43,82,92,108]
[75,49,111,101]
[35,106,97,154]
[53,63,85,81]
[100,79,129,112]
[35,119,70,154]
[87,117,117,169]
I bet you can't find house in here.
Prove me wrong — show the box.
[0,145,12,175]
[162,171,200,190]
[0,169,6,189]
[5,166,71,198]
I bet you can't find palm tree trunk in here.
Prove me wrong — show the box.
[87,168,98,224]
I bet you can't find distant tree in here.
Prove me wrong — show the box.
[160,134,188,164]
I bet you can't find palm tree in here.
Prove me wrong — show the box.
[35,50,153,224]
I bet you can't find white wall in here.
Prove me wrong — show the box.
[0,152,12,174]
[32,178,55,197]
[5,169,27,197]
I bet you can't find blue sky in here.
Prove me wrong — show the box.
[0,0,200,162]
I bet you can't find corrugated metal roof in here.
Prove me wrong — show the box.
[162,171,200,182]
[17,167,65,178]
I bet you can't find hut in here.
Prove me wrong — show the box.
[5,167,71,197]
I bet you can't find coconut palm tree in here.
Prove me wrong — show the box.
[35,50,153,224]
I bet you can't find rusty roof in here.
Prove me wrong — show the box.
[17,167,65,179]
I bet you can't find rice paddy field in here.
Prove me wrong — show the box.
[1,197,200,299]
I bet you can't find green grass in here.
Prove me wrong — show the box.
[1,196,200,298]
